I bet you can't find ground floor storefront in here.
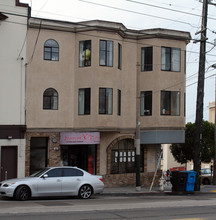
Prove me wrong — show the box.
[25,130,162,187]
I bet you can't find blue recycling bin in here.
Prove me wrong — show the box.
[184,171,196,192]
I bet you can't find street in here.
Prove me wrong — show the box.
[1,194,216,219]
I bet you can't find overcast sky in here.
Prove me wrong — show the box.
[20,0,216,123]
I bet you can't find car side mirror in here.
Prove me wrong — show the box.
[42,174,48,178]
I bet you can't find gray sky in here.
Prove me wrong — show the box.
[21,0,216,123]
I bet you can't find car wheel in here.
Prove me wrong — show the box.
[203,178,210,185]
[15,186,31,201]
[78,185,93,199]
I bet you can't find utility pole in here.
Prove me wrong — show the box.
[210,64,216,185]
[194,0,208,191]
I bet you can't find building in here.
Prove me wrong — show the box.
[26,17,191,187]
[0,0,29,181]
[161,144,186,172]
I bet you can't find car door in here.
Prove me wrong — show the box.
[36,168,62,196]
[61,168,84,196]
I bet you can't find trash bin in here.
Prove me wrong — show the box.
[184,171,196,192]
[170,171,188,192]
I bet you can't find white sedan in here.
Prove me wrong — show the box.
[0,167,104,201]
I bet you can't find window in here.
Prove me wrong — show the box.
[141,47,153,71]
[46,168,62,178]
[140,91,152,116]
[118,43,122,69]
[99,40,113,66]
[44,39,59,61]
[78,88,91,115]
[79,40,91,67]
[110,139,144,174]
[161,47,181,72]
[161,91,181,116]
[43,88,58,110]
[62,168,83,177]
[99,88,113,114]
[117,89,121,116]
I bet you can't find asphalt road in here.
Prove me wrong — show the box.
[1,194,216,219]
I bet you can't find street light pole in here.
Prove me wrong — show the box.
[136,62,141,191]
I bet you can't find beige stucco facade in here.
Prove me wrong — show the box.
[26,18,190,187]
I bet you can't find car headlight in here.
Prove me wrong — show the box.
[3,182,16,187]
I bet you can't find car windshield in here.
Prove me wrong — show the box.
[30,168,50,177]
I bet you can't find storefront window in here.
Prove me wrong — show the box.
[30,137,48,175]
[61,145,96,174]
[110,139,144,174]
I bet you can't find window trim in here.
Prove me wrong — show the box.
[160,91,181,116]
[99,88,113,115]
[140,91,152,116]
[44,39,59,61]
[78,88,91,115]
[99,40,113,67]
[161,47,181,72]
[43,88,58,110]
[141,46,153,72]
[79,40,91,67]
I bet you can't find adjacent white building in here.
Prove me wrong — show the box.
[0,0,29,180]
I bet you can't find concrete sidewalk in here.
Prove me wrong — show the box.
[102,184,216,196]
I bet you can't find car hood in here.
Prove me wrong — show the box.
[0,177,36,184]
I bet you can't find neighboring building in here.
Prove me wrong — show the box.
[161,144,186,172]
[0,0,29,181]
[26,17,191,187]
[209,102,215,123]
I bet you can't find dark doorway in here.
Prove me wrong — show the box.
[30,137,48,175]
[61,145,96,174]
[1,146,17,181]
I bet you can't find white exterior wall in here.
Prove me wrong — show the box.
[0,0,27,125]
[0,0,28,178]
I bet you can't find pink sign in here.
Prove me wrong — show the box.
[60,132,100,145]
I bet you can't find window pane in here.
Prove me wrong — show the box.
[43,88,58,110]
[161,91,171,115]
[63,168,83,177]
[85,88,91,114]
[100,40,106,66]
[107,41,113,66]
[99,88,106,114]
[43,97,51,109]
[171,48,181,71]
[79,40,91,67]
[78,89,85,114]
[140,91,152,116]
[44,39,59,61]
[141,47,153,71]
[106,88,113,114]
[161,47,171,71]
[171,91,180,116]
[46,168,62,178]
[99,88,112,114]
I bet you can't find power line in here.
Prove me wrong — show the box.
[79,0,199,28]
[126,0,216,20]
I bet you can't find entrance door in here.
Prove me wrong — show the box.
[1,146,17,181]
[61,145,96,174]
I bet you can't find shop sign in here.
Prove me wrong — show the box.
[60,132,100,145]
